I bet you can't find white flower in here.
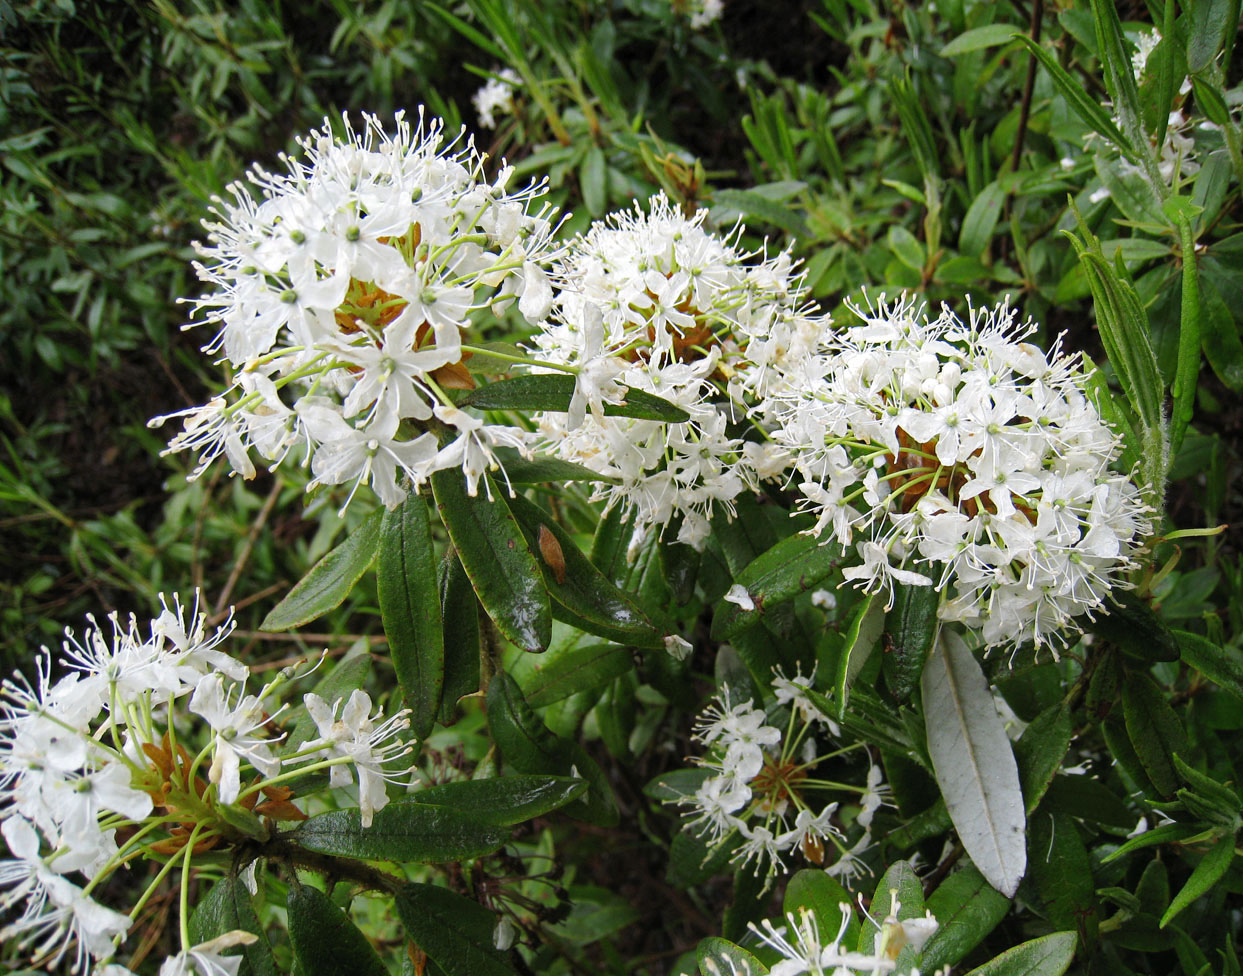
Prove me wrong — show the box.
[748,907,898,976]
[189,674,282,805]
[155,110,559,511]
[159,931,259,976]
[723,584,755,612]
[473,68,521,129]
[663,634,694,661]
[302,690,414,827]
[768,295,1149,649]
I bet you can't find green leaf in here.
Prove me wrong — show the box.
[1177,630,1243,701]
[888,225,925,272]
[1101,821,1199,863]
[922,630,1026,898]
[1090,0,1161,187]
[295,803,510,862]
[507,494,663,648]
[959,931,1077,976]
[697,937,769,976]
[1088,590,1180,662]
[711,532,842,640]
[959,180,1006,256]
[1123,671,1191,797]
[834,593,885,716]
[287,884,388,976]
[396,883,517,976]
[486,671,618,826]
[922,865,1011,970]
[859,860,925,957]
[784,870,859,948]
[1029,811,1096,940]
[378,493,444,739]
[432,471,551,652]
[488,447,615,485]
[1013,703,1072,814]
[941,24,1021,56]
[668,827,736,887]
[1199,275,1243,392]
[522,643,634,708]
[1013,36,1131,157]
[1162,832,1236,927]
[713,188,810,239]
[404,774,587,825]
[581,146,607,217]
[439,551,480,723]
[188,875,277,976]
[1187,0,1232,72]
[1171,213,1203,459]
[260,510,382,631]
[882,582,939,701]
[458,374,689,422]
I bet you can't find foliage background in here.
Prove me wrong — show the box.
[2,0,1242,972]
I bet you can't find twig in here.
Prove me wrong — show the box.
[922,841,964,897]
[213,481,282,621]
[1011,0,1045,173]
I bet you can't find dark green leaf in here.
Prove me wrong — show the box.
[396,883,517,976]
[697,937,769,976]
[287,884,388,976]
[882,582,939,701]
[507,494,663,648]
[711,532,842,640]
[1103,822,1200,862]
[489,447,616,485]
[1171,210,1203,462]
[379,493,444,739]
[834,593,885,716]
[1014,704,1072,814]
[1089,590,1180,662]
[1123,671,1191,797]
[439,551,480,723]
[1014,36,1131,157]
[432,471,551,652]
[1162,831,1236,927]
[404,774,587,825]
[859,861,924,957]
[458,374,689,422]
[1199,275,1243,392]
[959,932,1077,976]
[295,803,509,862]
[595,674,637,759]
[581,146,607,217]
[522,643,634,708]
[261,510,382,631]
[188,875,277,976]
[668,827,736,887]
[784,870,858,947]
[1029,811,1097,940]
[922,866,1011,970]
[713,188,810,238]
[486,671,618,826]
[1187,0,1232,72]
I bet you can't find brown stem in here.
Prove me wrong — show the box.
[1011,0,1045,174]
[213,480,283,621]
[249,834,406,895]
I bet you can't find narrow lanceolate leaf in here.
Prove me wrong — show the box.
[188,875,277,976]
[522,643,633,708]
[1091,0,1163,189]
[488,446,616,485]
[1122,671,1190,797]
[432,471,551,652]
[396,883,517,976]
[835,594,885,716]
[405,774,587,825]
[507,494,662,648]
[1177,629,1243,701]
[295,803,509,862]
[1029,811,1097,940]
[922,630,1026,897]
[882,582,939,702]
[260,509,383,631]
[438,551,480,723]
[1161,831,1237,927]
[697,937,770,976]
[922,865,1011,970]
[959,931,1077,976]
[457,373,689,422]
[287,884,388,976]
[1014,703,1072,814]
[378,493,443,739]
[859,861,925,957]
[1171,211,1202,460]
[486,671,618,826]
[711,532,841,640]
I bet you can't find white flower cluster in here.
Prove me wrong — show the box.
[0,595,414,974]
[153,111,560,507]
[676,680,886,878]
[528,192,817,548]
[749,893,938,976]
[473,68,522,130]
[768,295,1150,648]
[682,0,725,30]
